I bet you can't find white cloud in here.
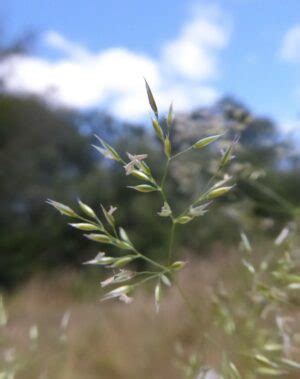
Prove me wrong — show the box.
[280,25,300,62]
[278,118,300,135]
[44,31,91,60]
[162,5,230,80]
[0,4,230,120]
[279,26,300,131]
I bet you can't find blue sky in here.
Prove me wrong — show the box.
[2,0,300,132]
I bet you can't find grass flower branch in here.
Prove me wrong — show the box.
[47,79,300,378]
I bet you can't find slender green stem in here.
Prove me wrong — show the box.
[133,272,161,288]
[134,270,162,276]
[159,187,168,204]
[77,213,168,273]
[168,222,176,264]
[112,224,118,238]
[161,158,170,190]
[95,214,104,227]
[159,157,175,223]
[178,166,223,218]
[203,166,222,194]
[170,145,194,160]
[134,266,171,287]
[160,155,177,263]
[119,157,127,165]
[133,248,169,272]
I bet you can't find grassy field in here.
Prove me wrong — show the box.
[1,249,300,379]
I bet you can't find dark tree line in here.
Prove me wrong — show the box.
[1,37,300,289]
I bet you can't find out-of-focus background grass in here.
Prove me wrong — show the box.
[1,1,300,377]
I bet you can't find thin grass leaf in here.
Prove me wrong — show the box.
[101,205,115,227]
[280,358,300,369]
[114,239,133,250]
[228,362,241,379]
[256,367,287,376]
[131,169,152,182]
[193,135,221,149]
[167,102,173,128]
[220,137,239,167]
[92,145,115,160]
[152,119,164,140]
[94,135,121,161]
[83,252,115,265]
[242,259,255,274]
[46,199,78,218]
[119,227,132,244]
[84,233,111,243]
[253,354,279,368]
[164,136,171,158]
[240,232,252,252]
[171,261,187,270]
[274,227,289,245]
[78,200,97,220]
[110,256,136,268]
[69,223,99,231]
[175,215,193,224]
[128,184,158,193]
[144,78,158,117]
[161,274,171,287]
[203,186,233,201]
[101,285,132,302]
[154,281,162,313]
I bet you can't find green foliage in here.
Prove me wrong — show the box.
[0,94,97,287]
[202,226,300,378]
